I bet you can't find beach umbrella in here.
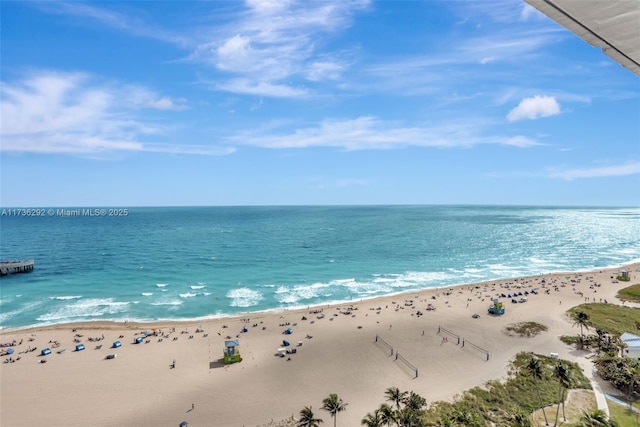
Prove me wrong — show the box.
[6,348,14,355]
[180,422,188,426]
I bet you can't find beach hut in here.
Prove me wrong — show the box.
[621,332,640,359]
[75,343,85,351]
[40,348,51,356]
[112,340,122,348]
[223,339,242,365]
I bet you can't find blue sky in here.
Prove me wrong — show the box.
[1,0,638,207]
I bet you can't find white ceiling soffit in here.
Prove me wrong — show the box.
[524,0,640,77]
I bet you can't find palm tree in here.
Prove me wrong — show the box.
[573,311,590,349]
[395,407,418,427]
[511,411,533,427]
[378,403,396,427]
[575,409,619,426]
[298,406,323,427]
[321,393,348,427]
[526,356,550,426]
[361,409,383,427]
[385,387,408,410]
[449,409,483,427]
[404,391,426,412]
[553,362,571,426]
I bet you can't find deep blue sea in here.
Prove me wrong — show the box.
[1,205,639,330]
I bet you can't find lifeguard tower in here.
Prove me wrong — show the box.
[488,299,505,315]
[223,339,242,364]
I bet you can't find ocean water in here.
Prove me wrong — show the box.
[1,205,639,330]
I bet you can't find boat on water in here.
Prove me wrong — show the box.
[0,260,35,276]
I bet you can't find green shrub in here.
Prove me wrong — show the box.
[617,284,640,302]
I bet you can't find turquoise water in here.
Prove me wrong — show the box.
[1,205,639,329]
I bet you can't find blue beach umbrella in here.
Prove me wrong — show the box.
[6,348,14,355]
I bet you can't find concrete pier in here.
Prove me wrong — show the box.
[0,260,35,276]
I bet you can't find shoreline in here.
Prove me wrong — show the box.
[1,262,639,426]
[3,260,638,333]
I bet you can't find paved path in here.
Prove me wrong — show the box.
[574,354,610,417]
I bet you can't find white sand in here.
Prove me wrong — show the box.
[1,263,638,426]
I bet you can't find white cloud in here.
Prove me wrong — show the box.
[0,71,221,155]
[215,79,307,98]
[126,87,190,111]
[548,162,640,180]
[192,0,369,96]
[216,35,254,72]
[146,97,189,111]
[520,4,543,21]
[227,116,541,150]
[245,0,293,14]
[502,136,541,147]
[307,61,345,81]
[507,95,561,121]
[31,1,189,46]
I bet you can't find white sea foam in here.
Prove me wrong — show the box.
[180,292,197,298]
[150,300,183,306]
[37,298,130,322]
[338,279,391,295]
[227,288,263,307]
[190,285,206,290]
[0,300,45,325]
[333,278,356,284]
[278,294,299,304]
[141,292,153,296]
[49,295,83,300]
[156,283,168,288]
[618,248,639,255]
[486,263,527,278]
[275,281,336,304]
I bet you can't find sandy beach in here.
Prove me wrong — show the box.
[1,263,639,426]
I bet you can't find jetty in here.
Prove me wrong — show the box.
[0,260,35,276]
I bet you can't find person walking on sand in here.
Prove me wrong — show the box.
[192,403,194,410]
